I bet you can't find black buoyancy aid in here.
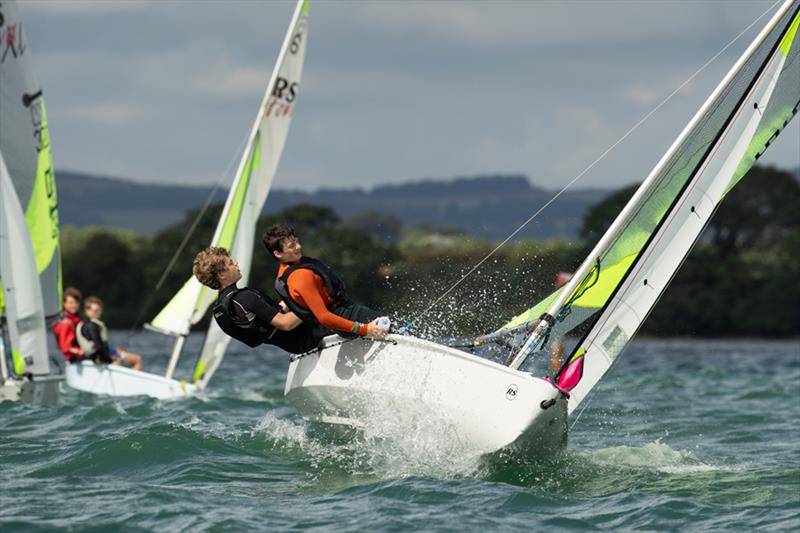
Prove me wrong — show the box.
[274,256,349,324]
[212,288,276,348]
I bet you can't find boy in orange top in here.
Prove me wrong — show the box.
[263,224,387,338]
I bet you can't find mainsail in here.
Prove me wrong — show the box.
[0,0,61,318]
[147,0,310,385]
[0,150,50,378]
[498,2,799,413]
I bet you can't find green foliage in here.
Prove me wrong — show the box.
[59,165,799,338]
[709,166,800,256]
[60,226,148,326]
[341,211,403,244]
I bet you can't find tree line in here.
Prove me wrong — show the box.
[61,165,800,337]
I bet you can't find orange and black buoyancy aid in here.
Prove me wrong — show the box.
[274,256,349,324]
[212,287,277,348]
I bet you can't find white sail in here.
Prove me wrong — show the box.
[146,0,310,384]
[0,0,61,318]
[506,2,799,413]
[0,150,50,377]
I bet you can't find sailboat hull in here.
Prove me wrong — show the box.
[285,335,568,458]
[0,375,62,406]
[65,361,197,399]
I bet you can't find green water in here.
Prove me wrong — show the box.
[1,337,798,531]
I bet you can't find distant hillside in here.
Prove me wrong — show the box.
[55,170,609,239]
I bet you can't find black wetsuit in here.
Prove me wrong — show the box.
[76,318,114,364]
[213,285,328,354]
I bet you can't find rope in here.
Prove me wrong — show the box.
[123,132,251,343]
[408,0,783,329]
[288,335,399,363]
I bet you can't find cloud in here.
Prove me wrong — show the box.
[62,102,148,126]
[15,0,797,191]
[21,0,149,15]
[192,64,271,98]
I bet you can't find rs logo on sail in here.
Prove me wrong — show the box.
[0,21,27,64]
[264,77,300,117]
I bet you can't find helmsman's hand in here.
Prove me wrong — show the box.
[365,318,389,337]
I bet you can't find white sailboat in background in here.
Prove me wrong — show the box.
[65,0,311,399]
[285,1,800,458]
[0,0,64,405]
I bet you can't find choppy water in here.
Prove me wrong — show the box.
[1,336,798,531]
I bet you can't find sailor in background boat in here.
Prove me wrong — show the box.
[76,297,144,370]
[193,247,328,354]
[263,224,389,338]
[52,286,86,363]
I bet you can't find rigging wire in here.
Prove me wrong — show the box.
[123,132,251,342]
[409,0,784,329]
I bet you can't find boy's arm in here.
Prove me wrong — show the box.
[235,290,303,332]
[271,312,303,331]
[52,320,83,359]
[289,270,367,335]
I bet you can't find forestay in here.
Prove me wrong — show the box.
[147,0,310,385]
[499,2,799,413]
[0,0,61,318]
[0,151,50,378]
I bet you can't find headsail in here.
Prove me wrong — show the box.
[0,150,50,377]
[147,0,310,384]
[0,0,61,318]
[503,2,799,413]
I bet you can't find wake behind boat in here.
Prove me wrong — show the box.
[283,2,799,458]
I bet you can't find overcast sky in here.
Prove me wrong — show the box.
[20,0,800,192]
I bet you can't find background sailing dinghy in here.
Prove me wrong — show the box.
[65,0,310,399]
[0,0,64,405]
[285,1,800,459]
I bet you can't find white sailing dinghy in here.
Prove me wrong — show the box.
[285,2,800,458]
[0,0,64,405]
[65,0,311,399]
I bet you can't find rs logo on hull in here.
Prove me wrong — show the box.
[505,384,518,401]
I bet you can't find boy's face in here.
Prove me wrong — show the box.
[273,236,302,263]
[217,256,242,287]
[64,296,80,314]
[85,303,103,320]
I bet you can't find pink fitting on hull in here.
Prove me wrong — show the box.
[555,355,584,393]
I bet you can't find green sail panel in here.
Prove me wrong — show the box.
[723,9,800,197]
[146,0,310,387]
[498,2,799,414]
[555,3,800,412]
[148,134,262,337]
[192,0,311,388]
[0,1,62,318]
